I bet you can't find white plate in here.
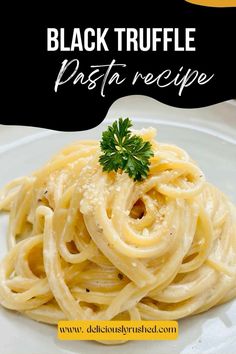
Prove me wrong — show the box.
[0,107,236,354]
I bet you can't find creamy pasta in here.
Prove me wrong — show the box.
[0,127,236,344]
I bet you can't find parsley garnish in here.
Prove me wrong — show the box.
[99,118,154,181]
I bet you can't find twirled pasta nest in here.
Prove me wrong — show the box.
[0,128,235,345]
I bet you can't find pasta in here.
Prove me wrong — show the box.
[0,127,236,344]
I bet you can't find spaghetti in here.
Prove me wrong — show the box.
[0,127,236,344]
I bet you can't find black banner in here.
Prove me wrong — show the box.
[1,2,236,131]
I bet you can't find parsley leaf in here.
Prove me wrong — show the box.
[99,118,154,181]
